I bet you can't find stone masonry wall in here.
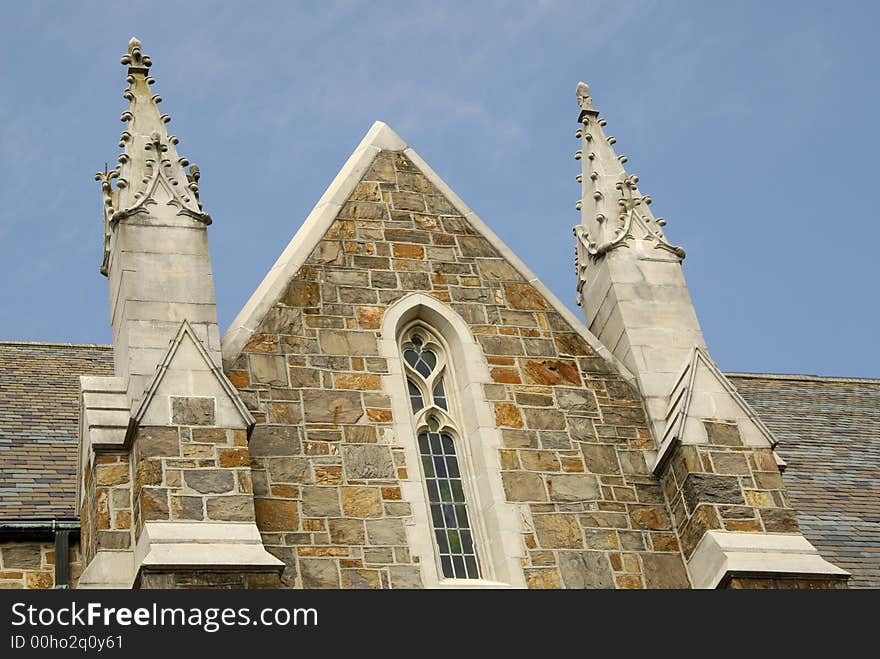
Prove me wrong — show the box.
[228,150,691,588]
[659,421,801,562]
[0,541,83,589]
[80,451,132,566]
[132,413,255,541]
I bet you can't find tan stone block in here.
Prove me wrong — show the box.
[504,283,552,310]
[392,243,425,259]
[490,368,521,384]
[341,568,381,589]
[139,488,169,521]
[270,484,299,498]
[182,444,215,459]
[350,181,381,202]
[366,408,392,423]
[243,333,279,353]
[341,487,383,517]
[227,371,250,388]
[553,333,594,356]
[615,575,644,589]
[253,498,298,530]
[534,514,583,548]
[526,568,561,589]
[494,402,523,429]
[96,464,129,486]
[96,489,110,530]
[501,472,547,501]
[356,306,384,329]
[25,572,54,589]
[519,450,560,471]
[522,359,582,386]
[744,490,775,507]
[218,448,251,468]
[314,466,344,485]
[335,373,382,390]
[191,428,229,443]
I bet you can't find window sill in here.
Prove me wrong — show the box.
[433,578,517,589]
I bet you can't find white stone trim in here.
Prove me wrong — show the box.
[380,293,527,589]
[220,121,634,386]
[76,550,135,589]
[135,521,284,572]
[687,530,850,589]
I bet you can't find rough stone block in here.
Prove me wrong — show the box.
[341,487,383,518]
[136,427,180,459]
[501,472,547,501]
[207,495,256,522]
[249,425,301,457]
[171,397,216,426]
[342,445,395,479]
[184,469,235,494]
[388,565,423,589]
[682,473,745,511]
[299,559,340,589]
[557,551,614,589]
[533,514,583,549]
[365,518,407,545]
[249,354,289,386]
[302,390,365,424]
[704,421,742,446]
[1,544,42,570]
[139,488,170,521]
[302,487,341,517]
[641,553,690,588]
[547,474,600,501]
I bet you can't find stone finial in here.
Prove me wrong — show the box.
[577,81,598,121]
[120,36,152,72]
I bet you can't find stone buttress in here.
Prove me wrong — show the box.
[76,38,283,588]
[573,82,847,588]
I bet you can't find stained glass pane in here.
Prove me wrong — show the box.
[417,429,480,580]
[433,378,448,410]
[412,334,423,348]
[404,349,419,368]
[423,350,437,370]
[407,379,424,413]
[427,416,440,433]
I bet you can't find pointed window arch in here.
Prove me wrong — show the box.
[380,292,526,588]
[400,324,481,580]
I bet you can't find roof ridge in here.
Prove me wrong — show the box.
[726,371,880,384]
[0,340,113,349]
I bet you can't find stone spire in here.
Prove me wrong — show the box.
[97,37,208,277]
[77,38,283,589]
[572,83,847,589]
[573,82,684,307]
[95,37,221,413]
[573,81,703,441]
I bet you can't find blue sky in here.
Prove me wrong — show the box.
[0,1,877,377]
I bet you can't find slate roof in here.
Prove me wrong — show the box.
[729,373,880,589]
[0,342,876,587]
[0,342,114,520]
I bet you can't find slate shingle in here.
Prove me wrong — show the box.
[0,341,113,520]
[729,372,880,589]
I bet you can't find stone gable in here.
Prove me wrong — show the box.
[226,150,690,589]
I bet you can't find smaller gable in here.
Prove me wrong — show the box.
[132,321,255,436]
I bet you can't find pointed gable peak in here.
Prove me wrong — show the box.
[96,37,209,275]
[222,120,628,382]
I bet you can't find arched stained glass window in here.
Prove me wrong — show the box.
[400,325,481,580]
